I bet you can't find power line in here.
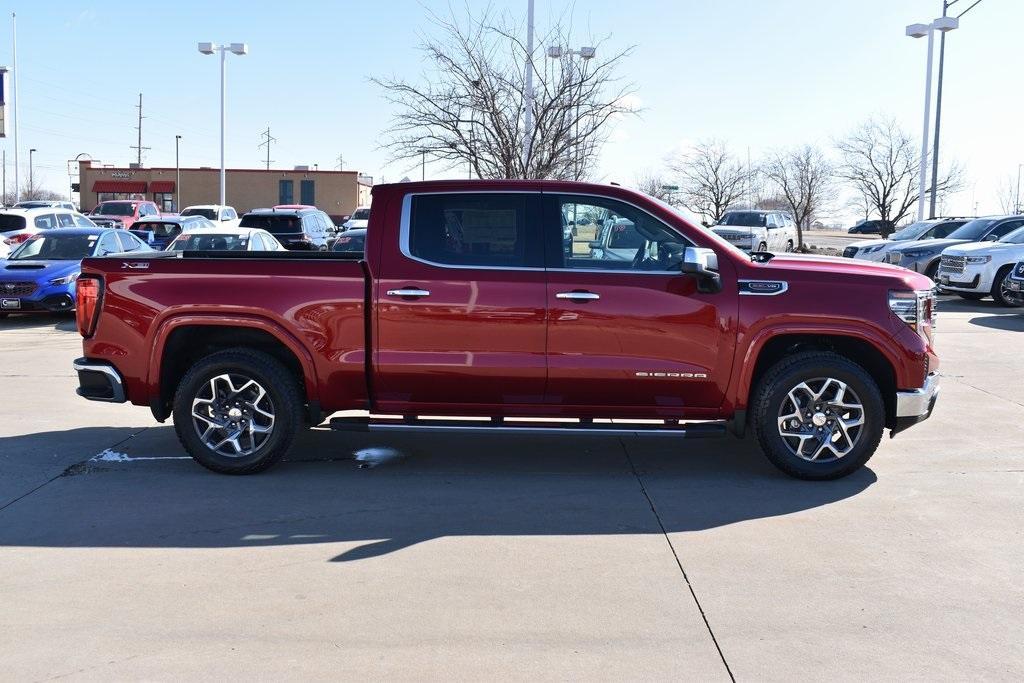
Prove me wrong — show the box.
[335,153,344,171]
[129,93,151,166]
[258,127,277,170]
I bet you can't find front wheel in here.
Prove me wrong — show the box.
[785,240,794,253]
[172,349,304,474]
[757,241,768,253]
[751,351,885,480]
[991,265,1023,307]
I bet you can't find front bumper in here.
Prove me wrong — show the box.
[73,358,126,403]
[892,372,939,435]
[936,265,990,293]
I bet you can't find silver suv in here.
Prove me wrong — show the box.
[885,216,1024,278]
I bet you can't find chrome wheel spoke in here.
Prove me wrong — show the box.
[777,376,865,463]
[191,372,276,458]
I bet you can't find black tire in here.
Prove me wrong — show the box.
[957,292,986,301]
[924,260,940,280]
[172,349,304,474]
[751,351,885,480]
[991,265,1023,307]
[757,241,768,253]
[785,240,794,253]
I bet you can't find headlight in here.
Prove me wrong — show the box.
[965,255,991,264]
[49,273,80,286]
[863,245,881,253]
[901,249,935,259]
[889,289,935,333]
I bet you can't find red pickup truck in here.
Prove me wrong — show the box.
[72,180,939,480]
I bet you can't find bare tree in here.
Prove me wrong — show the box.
[762,144,835,249]
[835,117,961,236]
[668,140,752,224]
[633,170,677,204]
[372,6,637,180]
[995,175,1019,214]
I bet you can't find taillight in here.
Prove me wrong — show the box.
[3,233,32,246]
[76,277,103,337]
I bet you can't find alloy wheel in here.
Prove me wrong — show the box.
[776,377,865,462]
[191,373,275,457]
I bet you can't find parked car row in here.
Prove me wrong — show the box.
[842,214,1024,306]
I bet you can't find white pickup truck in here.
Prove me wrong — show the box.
[180,205,241,228]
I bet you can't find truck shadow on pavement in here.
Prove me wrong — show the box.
[0,426,876,562]
[0,313,77,332]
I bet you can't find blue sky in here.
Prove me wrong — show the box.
[3,0,1020,220]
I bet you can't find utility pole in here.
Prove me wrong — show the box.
[421,150,426,181]
[175,135,182,211]
[130,93,150,166]
[12,13,20,203]
[258,127,276,170]
[2,149,5,205]
[521,0,535,174]
[335,153,344,171]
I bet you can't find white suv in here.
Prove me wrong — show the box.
[711,210,798,253]
[937,225,1024,306]
[0,207,96,249]
[180,205,240,228]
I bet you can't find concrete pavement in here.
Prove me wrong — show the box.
[0,301,1022,680]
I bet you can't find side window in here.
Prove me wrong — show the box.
[407,193,541,268]
[116,232,141,252]
[991,220,1024,239]
[35,214,58,229]
[96,232,120,255]
[225,208,237,220]
[250,233,265,250]
[302,215,319,236]
[554,195,691,272]
[279,180,294,205]
[74,214,94,227]
[57,213,76,227]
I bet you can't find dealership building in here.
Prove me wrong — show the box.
[76,160,372,219]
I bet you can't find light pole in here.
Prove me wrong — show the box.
[547,45,596,181]
[69,152,91,208]
[906,17,958,222]
[521,0,535,174]
[1016,164,1022,215]
[175,135,182,211]
[198,42,248,206]
[28,148,35,196]
[930,0,983,218]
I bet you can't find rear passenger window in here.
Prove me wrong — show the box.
[407,193,541,268]
[35,214,58,229]
[57,213,75,227]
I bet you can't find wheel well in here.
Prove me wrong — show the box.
[749,334,897,428]
[156,325,307,421]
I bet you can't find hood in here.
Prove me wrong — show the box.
[889,238,966,255]
[757,253,932,290]
[847,238,889,249]
[2,259,81,281]
[711,227,755,237]
[944,241,1024,257]
[344,219,369,228]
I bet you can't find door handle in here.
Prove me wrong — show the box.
[386,288,431,298]
[556,291,600,301]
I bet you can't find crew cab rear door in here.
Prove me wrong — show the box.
[543,192,731,412]
[373,190,547,411]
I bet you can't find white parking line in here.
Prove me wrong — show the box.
[91,449,191,462]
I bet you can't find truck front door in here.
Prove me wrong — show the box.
[544,193,735,413]
[374,191,548,411]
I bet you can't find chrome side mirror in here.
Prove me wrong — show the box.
[681,247,722,293]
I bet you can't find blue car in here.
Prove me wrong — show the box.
[0,227,152,317]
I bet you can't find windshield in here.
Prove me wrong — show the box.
[181,208,218,220]
[169,233,249,251]
[332,232,366,253]
[1000,226,1024,244]
[0,214,27,231]
[95,202,136,216]
[133,222,181,238]
[351,208,370,220]
[10,233,97,260]
[239,214,302,234]
[718,212,766,227]
[889,221,934,241]
[947,218,997,241]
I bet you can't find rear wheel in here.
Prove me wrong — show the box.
[751,351,884,480]
[172,349,304,474]
[991,265,1023,307]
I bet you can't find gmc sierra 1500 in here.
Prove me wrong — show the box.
[72,180,939,480]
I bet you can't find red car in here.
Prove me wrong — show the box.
[89,199,160,230]
[72,180,939,480]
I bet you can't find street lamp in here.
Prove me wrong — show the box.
[28,148,36,195]
[906,16,958,222]
[547,45,596,181]
[197,41,248,206]
[174,135,182,211]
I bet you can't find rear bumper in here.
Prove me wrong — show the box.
[73,357,126,403]
[892,372,939,436]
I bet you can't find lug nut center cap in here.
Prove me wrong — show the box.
[811,412,827,427]
[227,407,243,420]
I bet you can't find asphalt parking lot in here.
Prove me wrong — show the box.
[1,298,1022,680]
